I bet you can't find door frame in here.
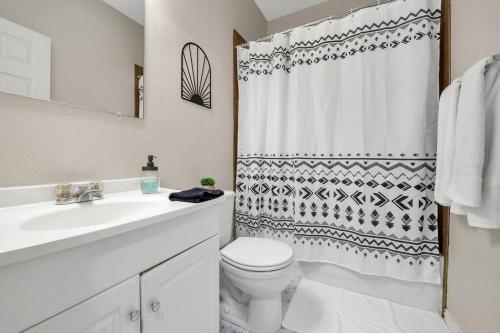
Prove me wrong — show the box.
[134,64,144,118]
[233,29,246,191]
[438,0,451,316]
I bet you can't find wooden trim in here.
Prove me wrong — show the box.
[134,64,144,118]
[439,0,452,94]
[439,0,451,317]
[233,30,246,191]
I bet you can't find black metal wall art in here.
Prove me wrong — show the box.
[181,42,211,109]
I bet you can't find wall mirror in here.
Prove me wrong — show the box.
[0,0,145,119]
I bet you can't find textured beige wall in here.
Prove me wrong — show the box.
[0,0,144,117]
[448,216,500,332]
[0,0,266,190]
[448,0,500,332]
[267,0,373,34]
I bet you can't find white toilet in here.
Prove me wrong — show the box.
[218,200,294,333]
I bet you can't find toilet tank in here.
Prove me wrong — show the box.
[219,191,235,248]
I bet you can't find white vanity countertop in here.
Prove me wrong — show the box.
[0,188,234,267]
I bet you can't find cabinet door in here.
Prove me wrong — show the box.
[25,276,140,333]
[141,236,219,333]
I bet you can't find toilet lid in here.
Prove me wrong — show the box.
[220,237,293,271]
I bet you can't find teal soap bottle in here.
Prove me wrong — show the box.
[141,155,160,194]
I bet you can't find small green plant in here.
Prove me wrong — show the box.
[200,177,215,186]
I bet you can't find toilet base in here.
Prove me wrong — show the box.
[247,296,283,333]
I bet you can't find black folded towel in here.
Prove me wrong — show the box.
[169,187,224,203]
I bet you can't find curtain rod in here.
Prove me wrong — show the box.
[240,0,405,49]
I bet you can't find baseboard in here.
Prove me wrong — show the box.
[444,310,463,333]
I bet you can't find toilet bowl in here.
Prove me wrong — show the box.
[220,237,294,333]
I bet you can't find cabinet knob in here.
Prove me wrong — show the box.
[129,310,140,322]
[151,301,161,312]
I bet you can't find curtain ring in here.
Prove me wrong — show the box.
[350,8,354,17]
[377,0,381,10]
[329,15,332,23]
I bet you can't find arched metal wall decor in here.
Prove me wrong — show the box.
[181,42,211,109]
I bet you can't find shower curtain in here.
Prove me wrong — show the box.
[236,0,442,284]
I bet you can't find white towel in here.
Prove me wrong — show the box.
[464,61,500,228]
[446,57,500,228]
[446,57,493,207]
[435,79,461,206]
[450,203,467,216]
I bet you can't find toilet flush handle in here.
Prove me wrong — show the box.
[151,300,161,312]
[129,310,140,322]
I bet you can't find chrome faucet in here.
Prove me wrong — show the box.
[55,182,104,205]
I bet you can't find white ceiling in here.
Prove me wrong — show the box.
[101,0,324,26]
[254,0,328,21]
[101,0,145,26]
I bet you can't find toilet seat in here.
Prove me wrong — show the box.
[220,255,292,272]
[220,237,293,272]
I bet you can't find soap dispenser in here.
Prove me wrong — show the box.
[141,155,160,194]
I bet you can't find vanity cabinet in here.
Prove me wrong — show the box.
[0,184,234,333]
[24,237,219,333]
[25,276,141,333]
[141,236,219,333]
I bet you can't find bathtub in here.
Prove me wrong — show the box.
[294,259,443,313]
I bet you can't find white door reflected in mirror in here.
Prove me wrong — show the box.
[0,17,51,100]
[0,0,145,119]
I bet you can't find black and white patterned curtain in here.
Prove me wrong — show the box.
[236,0,442,284]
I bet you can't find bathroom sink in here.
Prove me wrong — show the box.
[20,200,166,231]
[0,184,232,269]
